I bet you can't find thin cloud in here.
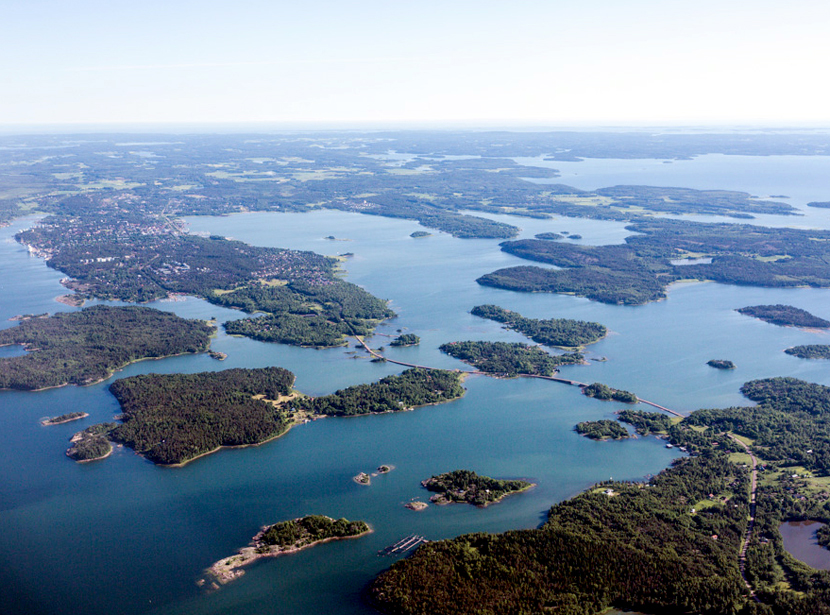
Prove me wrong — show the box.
[68,55,449,72]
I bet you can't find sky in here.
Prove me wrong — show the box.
[3,0,830,128]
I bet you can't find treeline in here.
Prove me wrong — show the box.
[575,420,629,440]
[421,470,532,506]
[0,306,213,390]
[370,455,749,615]
[439,341,583,377]
[294,368,464,417]
[736,305,830,328]
[259,515,369,549]
[582,382,637,403]
[470,304,606,348]
[785,345,830,360]
[97,367,296,465]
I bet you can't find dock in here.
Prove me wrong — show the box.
[379,534,429,556]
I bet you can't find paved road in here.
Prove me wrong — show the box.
[727,433,759,600]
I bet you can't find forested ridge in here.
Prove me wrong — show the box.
[0,305,213,390]
[470,304,606,348]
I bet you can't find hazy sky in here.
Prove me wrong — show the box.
[3,0,830,127]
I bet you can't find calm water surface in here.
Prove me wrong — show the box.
[779,521,830,570]
[2,154,830,615]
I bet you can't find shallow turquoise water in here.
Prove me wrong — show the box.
[2,154,830,615]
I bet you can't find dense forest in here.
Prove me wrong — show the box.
[0,306,213,391]
[421,470,533,506]
[582,382,638,403]
[470,304,606,348]
[785,345,830,360]
[574,420,630,440]
[439,341,583,377]
[736,305,830,328]
[371,377,830,614]
[294,368,464,417]
[479,218,830,305]
[92,367,296,465]
[370,455,750,615]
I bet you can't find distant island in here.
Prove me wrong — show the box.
[440,341,583,377]
[410,231,431,238]
[736,304,830,328]
[69,367,464,465]
[421,470,533,507]
[41,412,87,426]
[470,304,606,348]
[575,420,630,440]
[807,201,830,208]
[784,345,830,360]
[582,382,637,403]
[389,333,420,347]
[477,218,830,305]
[707,359,736,369]
[202,515,370,587]
[0,305,214,391]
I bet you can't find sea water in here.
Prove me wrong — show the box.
[2,155,830,615]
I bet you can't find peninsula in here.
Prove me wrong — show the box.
[41,412,88,426]
[203,515,370,587]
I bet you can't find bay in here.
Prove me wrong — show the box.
[2,152,830,615]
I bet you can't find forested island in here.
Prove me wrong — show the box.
[293,368,464,416]
[203,515,370,587]
[785,345,830,360]
[478,218,830,305]
[737,305,830,329]
[708,359,736,369]
[470,304,606,348]
[421,470,533,507]
[70,368,464,465]
[85,367,296,465]
[574,420,630,440]
[390,333,419,347]
[0,306,214,391]
[582,382,637,403]
[439,341,583,377]
[370,376,830,615]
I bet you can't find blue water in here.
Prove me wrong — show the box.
[2,153,830,615]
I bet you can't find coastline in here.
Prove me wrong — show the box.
[201,524,373,587]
